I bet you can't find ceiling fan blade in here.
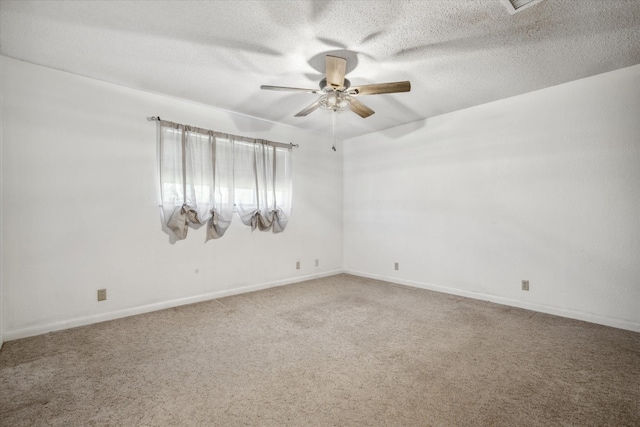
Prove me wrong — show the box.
[349,97,375,118]
[261,85,321,93]
[348,81,411,96]
[294,100,321,117]
[326,55,347,89]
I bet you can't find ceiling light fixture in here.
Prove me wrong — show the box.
[318,92,351,113]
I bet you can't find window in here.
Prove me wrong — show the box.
[159,120,292,241]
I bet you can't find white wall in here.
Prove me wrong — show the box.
[1,56,343,340]
[0,56,4,348]
[344,65,640,332]
[2,57,638,341]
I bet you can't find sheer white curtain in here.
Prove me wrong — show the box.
[159,120,292,241]
[272,145,292,232]
[210,135,234,238]
[159,123,234,241]
[234,141,292,232]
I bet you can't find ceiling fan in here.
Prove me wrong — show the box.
[260,55,411,118]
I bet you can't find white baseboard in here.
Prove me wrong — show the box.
[6,268,638,341]
[344,269,640,333]
[3,269,343,342]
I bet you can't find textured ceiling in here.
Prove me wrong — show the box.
[1,0,639,139]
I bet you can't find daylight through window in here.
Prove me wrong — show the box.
[158,120,293,241]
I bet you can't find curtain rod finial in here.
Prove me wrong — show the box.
[147,116,161,121]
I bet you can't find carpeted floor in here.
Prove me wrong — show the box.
[1,274,639,426]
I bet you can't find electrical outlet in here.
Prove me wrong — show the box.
[315,259,319,267]
[296,261,300,270]
[394,262,399,271]
[97,289,107,301]
[521,280,529,291]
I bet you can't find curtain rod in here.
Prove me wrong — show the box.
[147,116,299,149]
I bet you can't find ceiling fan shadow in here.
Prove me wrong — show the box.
[308,50,359,75]
[304,73,325,84]
[316,37,348,49]
[360,31,386,45]
[308,0,335,23]
[392,43,447,61]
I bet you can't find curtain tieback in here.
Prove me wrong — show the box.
[166,204,200,240]
[207,210,233,241]
[250,210,274,231]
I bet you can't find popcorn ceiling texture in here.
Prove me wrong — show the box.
[1,275,639,426]
[0,0,639,139]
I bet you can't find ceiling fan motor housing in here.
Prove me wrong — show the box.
[319,78,351,91]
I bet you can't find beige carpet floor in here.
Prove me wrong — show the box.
[1,274,639,426]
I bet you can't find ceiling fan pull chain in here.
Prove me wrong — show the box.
[332,110,337,152]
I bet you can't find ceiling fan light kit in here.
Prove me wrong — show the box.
[318,92,351,113]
